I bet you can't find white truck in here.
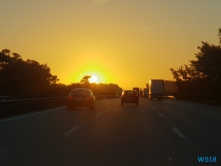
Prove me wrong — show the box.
[148,79,164,100]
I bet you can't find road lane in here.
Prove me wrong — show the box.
[0,98,116,165]
[148,98,221,165]
[30,98,208,166]
[0,98,219,166]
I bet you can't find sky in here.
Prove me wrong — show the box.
[1,0,221,89]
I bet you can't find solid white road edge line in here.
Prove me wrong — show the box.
[185,135,210,157]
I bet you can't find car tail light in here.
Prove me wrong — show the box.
[86,96,92,100]
[68,96,73,100]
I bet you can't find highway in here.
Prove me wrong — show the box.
[0,98,220,166]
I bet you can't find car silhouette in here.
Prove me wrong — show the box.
[121,90,139,105]
[67,88,96,110]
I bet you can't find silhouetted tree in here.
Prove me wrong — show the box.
[218,28,221,44]
[0,49,124,98]
[49,83,69,96]
[0,49,59,97]
[0,49,12,69]
[76,78,122,97]
[191,41,221,100]
[80,75,91,86]
[170,28,221,101]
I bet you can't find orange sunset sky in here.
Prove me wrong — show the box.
[1,0,221,89]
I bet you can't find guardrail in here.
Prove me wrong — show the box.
[0,97,68,118]
[0,95,120,118]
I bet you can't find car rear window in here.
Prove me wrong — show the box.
[71,90,90,96]
[124,91,137,95]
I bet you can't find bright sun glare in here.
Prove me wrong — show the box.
[89,75,98,83]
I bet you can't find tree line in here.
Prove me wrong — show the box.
[170,28,221,103]
[0,50,122,99]
[2,28,220,101]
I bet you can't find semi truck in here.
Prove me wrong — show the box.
[148,79,164,100]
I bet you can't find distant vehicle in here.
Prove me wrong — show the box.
[139,90,143,97]
[133,87,139,96]
[121,90,139,105]
[148,79,164,100]
[143,88,148,98]
[67,88,96,110]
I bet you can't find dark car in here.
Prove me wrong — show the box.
[67,88,96,109]
[121,90,139,105]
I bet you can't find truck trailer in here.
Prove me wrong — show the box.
[148,79,164,100]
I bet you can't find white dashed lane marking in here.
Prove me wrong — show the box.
[150,104,210,158]
[62,106,113,138]
[158,113,164,117]
[172,127,185,138]
[63,126,80,137]
[96,112,103,118]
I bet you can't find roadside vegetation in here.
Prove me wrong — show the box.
[1,28,221,104]
[170,28,221,104]
[0,50,122,99]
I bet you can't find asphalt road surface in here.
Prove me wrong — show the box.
[0,98,220,166]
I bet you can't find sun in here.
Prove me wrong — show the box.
[89,75,98,83]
